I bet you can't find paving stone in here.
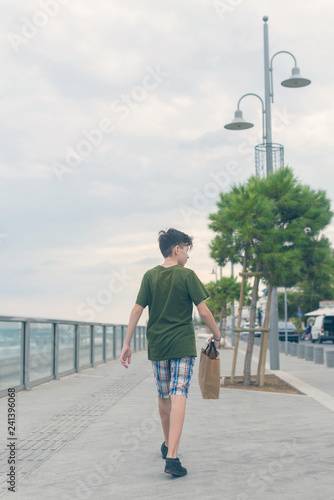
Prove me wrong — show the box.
[0,336,333,499]
[0,363,151,495]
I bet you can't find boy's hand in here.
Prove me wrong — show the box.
[207,336,220,348]
[120,345,131,368]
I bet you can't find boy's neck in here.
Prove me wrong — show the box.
[161,256,179,268]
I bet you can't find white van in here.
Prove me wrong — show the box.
[311,314,334,343]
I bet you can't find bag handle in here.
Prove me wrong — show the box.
[204,341,218,358]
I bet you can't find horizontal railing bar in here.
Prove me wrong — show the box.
[0,317,147,399]
[29,375,55,388]
[57,368,76,378]
[0,315,144,328]
[234,328,270,332]
[79,363,92,370]
[0,384,25,399]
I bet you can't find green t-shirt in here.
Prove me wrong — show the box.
[136,265,209,361]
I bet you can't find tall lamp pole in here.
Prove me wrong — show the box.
[231,261,235,346]
[224,16,311,369]
[263,17,273,175]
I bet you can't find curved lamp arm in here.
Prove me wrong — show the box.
[270,50,298,103]
[237,93,266,143]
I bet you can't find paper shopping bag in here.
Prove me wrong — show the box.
[198,342,220,399]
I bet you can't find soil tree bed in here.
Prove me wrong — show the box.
[222,374,303,395]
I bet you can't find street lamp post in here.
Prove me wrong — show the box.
[263,17,273,175]
[224,16,311,370]
[231,261,235,347]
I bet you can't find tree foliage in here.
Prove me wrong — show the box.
[278,245,334,319]
[255,168,333,287]
[208,166,333,385]
[204,276,248,316]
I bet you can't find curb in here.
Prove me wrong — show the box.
[225,337,334,413]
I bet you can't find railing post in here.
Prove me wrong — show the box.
[103,325,107,362]
[23,321,31,390]
[20,322,24,386]
[54,323,60,380]
[75,324,80,373]
[113,326,116,359]
[138,326,141,350]
[91,325,95,367]
[121,325,125,348]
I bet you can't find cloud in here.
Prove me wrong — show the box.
[74,261,115,275]
[1,0,334,322]
[132,257,161,266]
[17,266,38,275]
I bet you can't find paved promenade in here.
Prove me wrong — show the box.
[0,329,333,500]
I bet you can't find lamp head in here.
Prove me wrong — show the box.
[281,66,311,88]
[224,109,254,130]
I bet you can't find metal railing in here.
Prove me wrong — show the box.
[0,315,146,398]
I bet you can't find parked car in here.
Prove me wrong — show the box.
[278,322,299,343]
[310,314,334,343]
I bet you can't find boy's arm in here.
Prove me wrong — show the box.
[120,303,144,368]
[197,300,221,347]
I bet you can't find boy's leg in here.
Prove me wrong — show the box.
[166,357,195,459]
[151,360,172,446]
[158,397,171,446]
[166,395,186,458]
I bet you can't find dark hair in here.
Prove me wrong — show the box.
[158,228,193,258]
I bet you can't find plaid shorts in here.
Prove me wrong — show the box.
[151,357,195,399]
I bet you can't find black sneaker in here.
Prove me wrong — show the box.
[164,458,187,477]
[161,441,168,459]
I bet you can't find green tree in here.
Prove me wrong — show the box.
[256,168,333,288]
[204,276,249,342]
[209,177,276,385]
[298,238,334,313]
[204,281,220,320]
[250,169,332,381]
[209,167,333,386]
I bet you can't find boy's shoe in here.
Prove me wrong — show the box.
[161,441,168,459]
[164,457,187,477]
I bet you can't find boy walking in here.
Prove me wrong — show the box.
[120,228,221,476]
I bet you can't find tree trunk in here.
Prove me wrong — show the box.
[219,304,227,333]
[256,284,273,386]
[243,262,261,386]
[231,255,247,384]
[218,305,224,335]
[224,308,227,339]
[219,304,227,347]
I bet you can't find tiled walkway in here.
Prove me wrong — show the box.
[0,332,333,499]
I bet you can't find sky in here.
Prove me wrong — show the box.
[1,0,334,326]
